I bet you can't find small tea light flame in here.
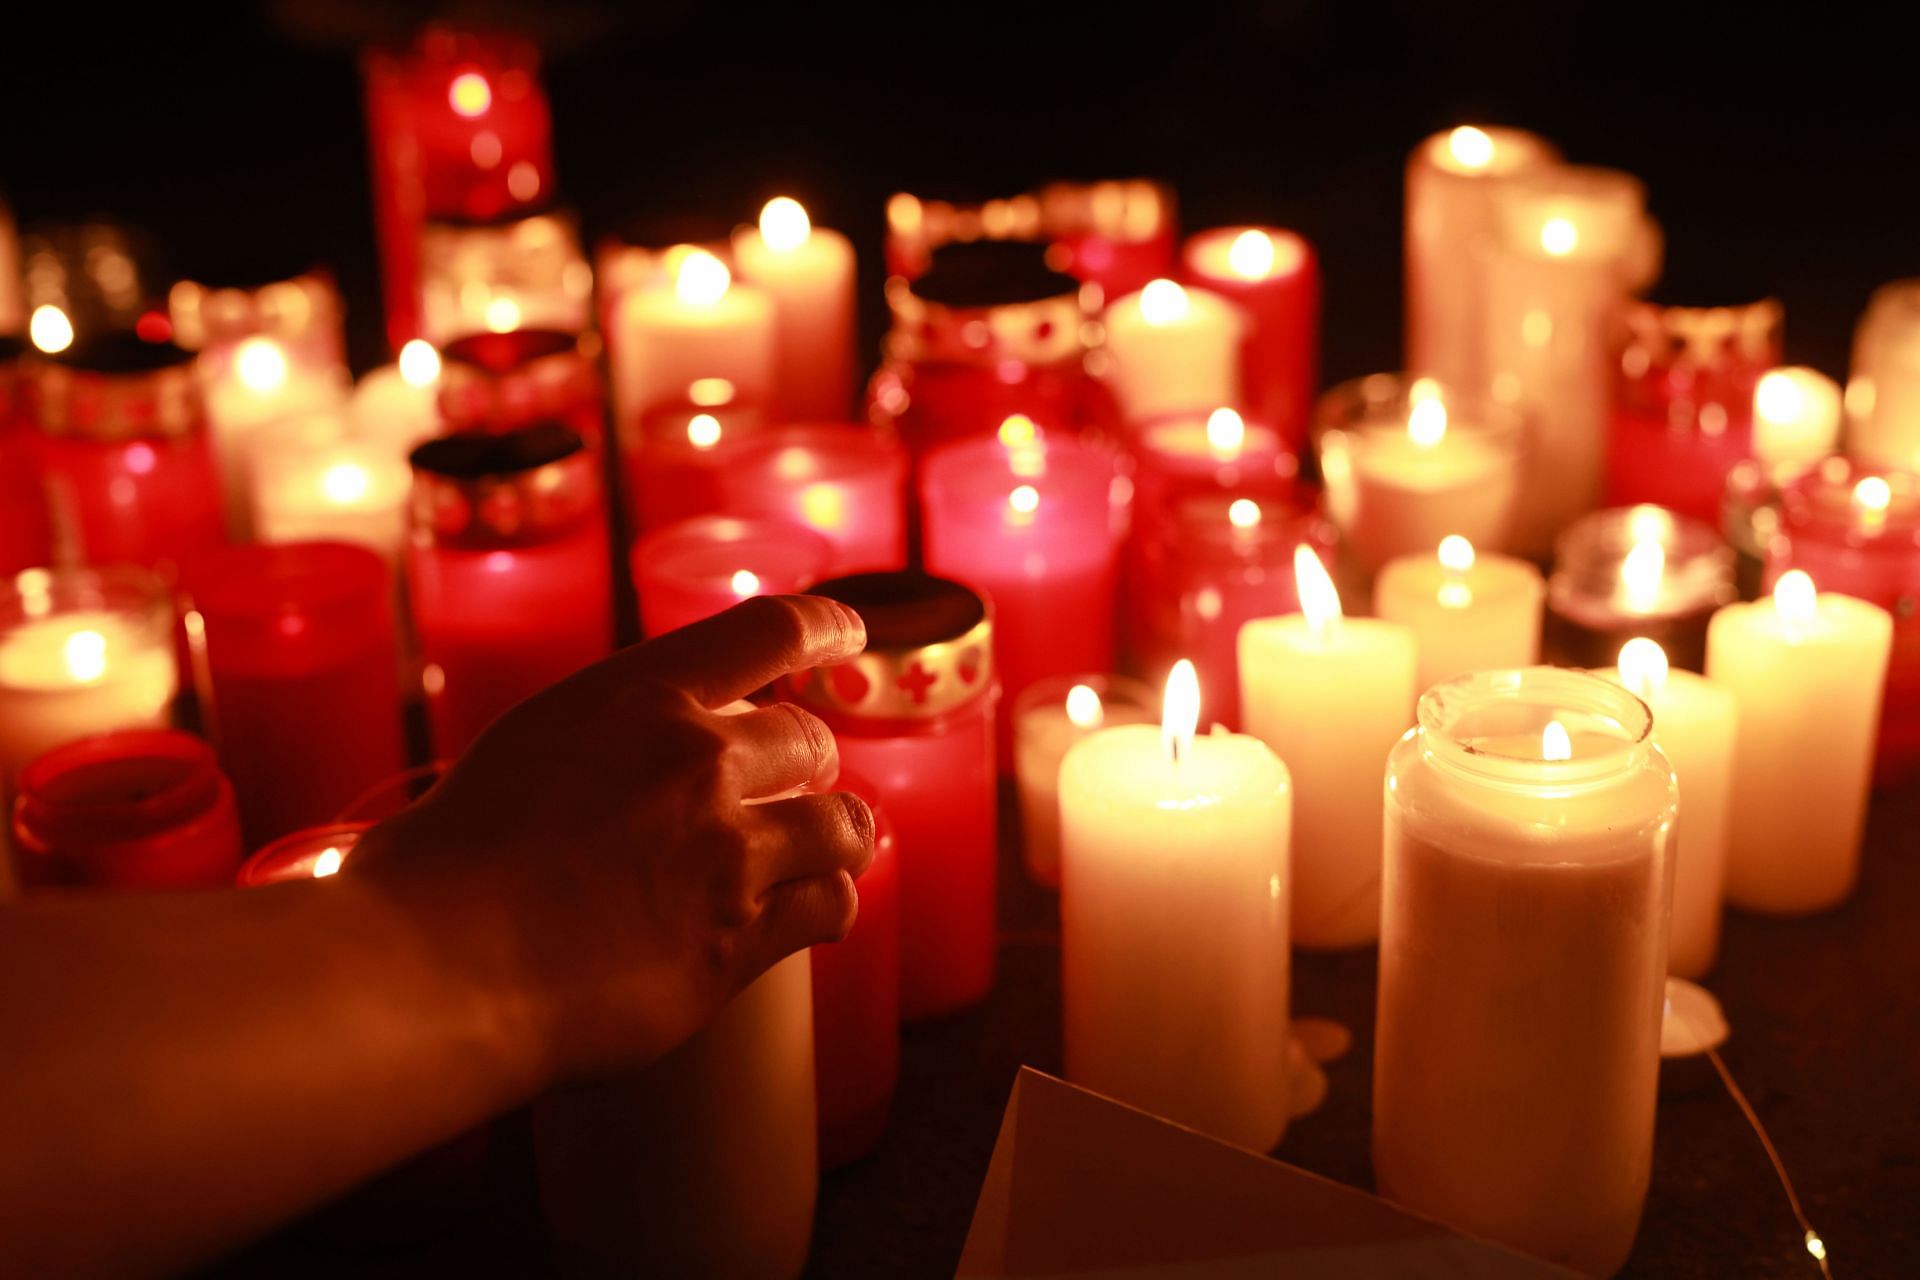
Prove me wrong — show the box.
[29,304,74,354]
[687,414,723,448]
[1542,720,1574,762]
[234,337,289,393]
[63,629,108,683]
[448,71,492,118]
[1448,125,1494,170]
[1066,683,1104,729]
[1139,279,1190,325]
[1621,539,1666,610]
[1295,545,1342,632]
[1853,475,1893,513]
[1162,659,1200,766]
[311,846,345,878]
[730,569,761,596]
[1205,407,1246,455]
[320,462,371,505]
[1540,217,1579,257]
[675,249,732,306]
[1228,498,1262,530]
[1773,569,1818,623]
[1228,229,1276,280]
[1407,398,1448,448]
[1008,484,1040,516]
[1617,637,1670,701]
[398,340,440,386]
[760,197,812,252]
[998,414,1038,449]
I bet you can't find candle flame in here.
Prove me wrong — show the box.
[29,304,74,354]
[1228,498,1262,529]
[730,569,761,596]
[1617,637,1670,701]
[1621,539,1666,609]
[1139,278,1190,325]
[1753,369,1805,424]
[312,846,345,878]
[483,296,522,333]
[1773,569,1818,622]
[448,71,492,118]
[799,483,844,531]
[1205,407,1246,454]
[998,414,1038,449]
[688,377,736,407]
[1227,229,1276,280]
[319,462,371,504]
[234,337,289,393]
[759,197,812,252]
[1066,683,1104,729]
[397,340,440,386]
[1542,720,1573,762]
[63,629,108,683]
[1448,125,1495,170]
[1540,217,1579,256]
[1437,535,1476,573]
[1407,398,1448,448]
[1162,659,1200,765]
[1008,484,1040,515]
[1294,544,1342,631]
[675,249,732,306]
[1853,475,1893,512]
[687,414,723,448]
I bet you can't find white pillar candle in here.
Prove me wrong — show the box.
[350,339,446,459]
[534,952,816,1279]
[248,428,413,564]
[1846,279,1920,470]
[1706,571,1891,914]
[1012,673,1156,889]
[732,197,857,422]
[1059,660,1291,1150]
[1404,125,1560,391]
[1101,279,1244,422]
[1607,639,1737,979]
[1374,536,1544,694]
[608,247,777,438]
[1751,367,1843,473]
[1376,668,1675,1278]
[200,335,350,539]
[1239,547,1415,948]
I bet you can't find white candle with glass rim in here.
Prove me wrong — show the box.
[1376,667,1675,1278]
[1603,638,1737,979]
[1751,366,1843,473]
[248,418,413,564]
[732,197,856,421]
[1706,570,1891,914]
[201,334,350,539]
[1101,278,1244,422]
[1012,674,1157,888]
[608,247,777,437]
[1059,660,1292,1150]
[1373,535,1545,695]
[350,339,446,460]
[1239,546,1415,949]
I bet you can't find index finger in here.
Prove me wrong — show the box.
[631,595,866,709]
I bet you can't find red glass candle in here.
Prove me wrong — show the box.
[1606,299,1782,524]
[714,425,910,574]
[922,427,1121,755]
[408,424,611,759]
[1767,459,1920,785]
[788,573,998,1019]
[631,516,832,637]
[12,729,241,892]
[187,542,406,849]
[1181,228,1321,450]
[809,770,900,1168]
[628,394,768,536]
[28,332,225,573]
[0,337,52,574]
[362,28,556,350]
[1040,179,1178,300]
[437,328,602,444]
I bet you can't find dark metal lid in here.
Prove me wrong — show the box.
[408,422,600,547]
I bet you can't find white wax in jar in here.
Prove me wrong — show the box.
[0,609,178,783]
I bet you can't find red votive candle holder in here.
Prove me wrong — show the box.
[809,769,900,1168]
[408,424,612,760]
[1767,459,1920,785]
[28,331,225,573]
[0,338,52,574]
[1181,228,1321,451]
[437,328,602,445]
[12,729,242,892]
[187,542,406,850]
[628,393,768,536]
[631,515,832,637]
[921,427,1122,758]
[1040,179,1178,300]
[1606,299,1782,524]
[788,572,998,1020]
[714,425,910,574]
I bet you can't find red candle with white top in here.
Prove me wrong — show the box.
[714,425,909,574]
[1181,227,1320,449]
[631,516,831,637]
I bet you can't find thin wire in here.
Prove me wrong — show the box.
[1703,1042,1833,1278]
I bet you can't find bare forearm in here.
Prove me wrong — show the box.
[0,852,551,1278]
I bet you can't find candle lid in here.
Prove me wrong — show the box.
[13,729,231,853]
[787,572,993,721]
[409,422,601,547]
[1549,505,1736,623]
[437,329,598,435]
[31,331,204,441]
[888,241,1090,367]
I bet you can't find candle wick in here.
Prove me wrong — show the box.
[1695,1031,1830,1279]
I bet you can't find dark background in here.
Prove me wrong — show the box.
[6,2,1917,384]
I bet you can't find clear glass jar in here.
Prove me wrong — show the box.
[1545,504,1736,672]
[1377,668,1674,1278]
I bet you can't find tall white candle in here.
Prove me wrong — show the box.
[1607,639,1737,978]
[1846,279,1920,470]
[732,197,857,421]
[248,427,412,564]
[1012,674,1156,889]
[1102,279,1243,422]
[1060,660,1291,1150]
[1376,668,1675,1277]
[1239,547,1415,948]
[200,335,349,539]
[1706,571,1891,914]
[608,248,777,438]
[1374,536,1544,694]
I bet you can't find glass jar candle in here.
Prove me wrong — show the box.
[1606,299,1782,524]
[1037,179,1178,300]
[187,542,406,849]
[419,209,592,346]
[1376,668,1675,1277]
[29,332,226,572]
[1011,673,1156,888]
[1766,458,1920,785]
[1545,505,1735,673]
[437,328,602,445]
[0,566,177,784]
[627,392,769,536]
[12,729,241,892]
[236,821,368,885]
[247,413,413,565]
[631,515,832,637]
[1180,228,1320,449]
[787,572,998,1019]
[714,425,910,574]
[1314,373,1525,578]
[21,220,164,348]
[1846,279,1920,470]
[921,428,1121,756]
[197,334,352,541]
[407,424,612,760]
[168,265,348,380]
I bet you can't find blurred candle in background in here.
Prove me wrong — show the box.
[0,337,53,574]
[733,197,857,421]
[1374,535,1545,694]
[1750,366,1843,473]
[628,389,767,536]
[168,266,347,386]
[1846,279,1920,471]
[607,247,775,441]
[437,328,603,443]
[352,338,447,458]
[632,516,832,637]
[199,333,350,538]
[247,413,412,564]
[417,209,592,345]
[1181,227,1320,448]
[1040,178,1177,299]
[715,425,909,574]
[1101,278,1242,422]
[1544,505,1735,673]
[1011,673,1156,889]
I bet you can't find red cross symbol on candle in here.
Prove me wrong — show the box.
[896,660,939,706]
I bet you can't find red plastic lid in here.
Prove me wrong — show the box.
[13,729,228,849]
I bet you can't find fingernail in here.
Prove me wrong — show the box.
[834,601,867,653]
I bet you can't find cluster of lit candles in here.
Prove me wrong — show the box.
[0,27,1915,1278]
